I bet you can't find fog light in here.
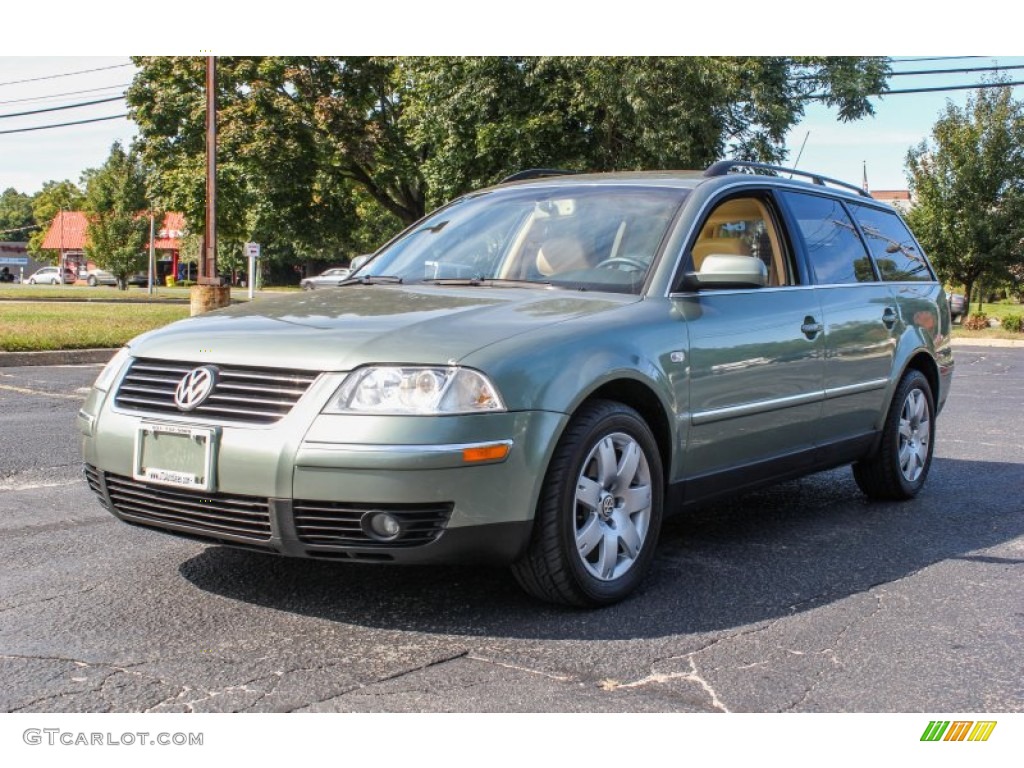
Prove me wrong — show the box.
[361,511,402,542]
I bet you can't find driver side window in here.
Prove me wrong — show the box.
[690,196,792,287]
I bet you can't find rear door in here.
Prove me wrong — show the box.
[777,190,898,446]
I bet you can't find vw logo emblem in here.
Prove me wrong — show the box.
[174,366,218,411]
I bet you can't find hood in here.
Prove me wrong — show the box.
[129,285,638,371]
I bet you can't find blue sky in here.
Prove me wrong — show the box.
[2,54,1022,196]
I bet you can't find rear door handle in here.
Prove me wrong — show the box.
[801,317,824,338]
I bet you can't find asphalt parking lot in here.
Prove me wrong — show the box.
[1,344,1022,712]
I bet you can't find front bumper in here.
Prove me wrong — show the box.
[80,387,565,565]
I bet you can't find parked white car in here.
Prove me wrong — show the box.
[26,266,76,285]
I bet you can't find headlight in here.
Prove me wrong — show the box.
[325,366,505,415]
[92,347,132,392]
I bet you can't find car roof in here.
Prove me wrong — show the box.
[488,167,881,208]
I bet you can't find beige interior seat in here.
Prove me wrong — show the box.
[691,237,749,271]
[536,236,589,276]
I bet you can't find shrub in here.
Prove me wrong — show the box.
[962,313,990,331]
[1001,314,1023,333]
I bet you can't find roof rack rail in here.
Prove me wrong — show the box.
[498,168,580,184]
[703,160,872,198]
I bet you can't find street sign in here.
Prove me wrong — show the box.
[0,257,28,265]
[245,243,260,300]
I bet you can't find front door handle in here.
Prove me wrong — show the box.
[801,316,824,338]
[882,307,898,329]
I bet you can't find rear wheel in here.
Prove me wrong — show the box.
[853,369,935,500]
[512,400,663,607]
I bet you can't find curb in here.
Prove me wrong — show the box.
[950,337,1024,348]
[0,348,118,367]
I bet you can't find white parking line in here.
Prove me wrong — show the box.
[0,479,82,491]
[0,384,83,400]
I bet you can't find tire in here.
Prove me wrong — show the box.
[88,275,97,287]
[28,278,36,285]
[853,369,935,500]
[511,400,664,607]
[302,282,313,290]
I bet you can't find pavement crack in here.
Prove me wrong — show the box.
[465,655,575,682]
[286,651,470,712]
[782,590,887,712]
[600,655,730,713]
[0,584,98,614]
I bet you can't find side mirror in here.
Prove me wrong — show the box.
[349,254,371,273]
[682,254,768,290]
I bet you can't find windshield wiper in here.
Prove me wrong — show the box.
[339,275,404,286]
[424,277,553,288]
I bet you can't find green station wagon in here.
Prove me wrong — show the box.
[79,162,954,606]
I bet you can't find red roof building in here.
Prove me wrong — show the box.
[39,211,185,283]
[40,210,90,251]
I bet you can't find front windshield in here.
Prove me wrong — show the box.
[360,186,688,294]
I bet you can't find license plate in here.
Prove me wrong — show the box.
[133,423,217,491]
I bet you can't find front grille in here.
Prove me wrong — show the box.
[293,501,453,548]
[114,358,318,425]
[102,472,272,543]
[83,463,103,496]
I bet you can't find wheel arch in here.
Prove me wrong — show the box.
[575,378,674,491]
[901,350,940,408]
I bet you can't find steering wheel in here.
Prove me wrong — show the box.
[595,256,648,272]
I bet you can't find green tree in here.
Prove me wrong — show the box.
[28,180,85,257]
[405,56,889,207]
[0,188,34,241]
[906,84,1024,309]
[83,143,153,289]
[127,56,888,269]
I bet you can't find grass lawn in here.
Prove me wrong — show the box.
[0,284,192,301]
[0,302,190,351]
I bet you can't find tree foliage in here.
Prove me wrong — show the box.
[906,84,1024,306]
[83,142,152,289]
[127,56,889,271]
[0,188,34,242]
[27,180,86,258]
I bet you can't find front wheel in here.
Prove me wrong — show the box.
[853,369,935,500]
[512,400,664,607]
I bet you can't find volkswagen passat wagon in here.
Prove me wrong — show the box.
[80,162,954,606]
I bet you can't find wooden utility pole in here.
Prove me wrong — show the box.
[201,55,218,285]
[191,55,230,314]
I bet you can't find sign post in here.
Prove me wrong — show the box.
[245,242,261,300]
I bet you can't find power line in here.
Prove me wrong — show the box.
[889,56,985,64]
[880,79,1024,95]
[0,114,128,136]
[809,79,1024,99]
[890,63,1024,77]
[0,223,41,235]
[0,96,124,121]
[0,63,133,88]
[0,83,130,106]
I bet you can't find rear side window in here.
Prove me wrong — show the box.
[850,204,934,282]
[780,191,875,285]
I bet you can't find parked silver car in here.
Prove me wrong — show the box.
[80,162,953,606]
[80,268,118,287]
[300,267,351,290]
